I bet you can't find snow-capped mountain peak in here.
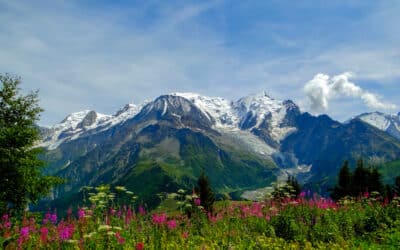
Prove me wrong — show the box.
[38,92,302,149]
[39,110,112,149]
[170,92,240,128]
[357,111,400,140]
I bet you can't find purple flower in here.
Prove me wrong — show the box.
[20,227,29,238]
[139,205,146,216]
[194,198,201,206]
[50,213,57,224]
[152,213,167,225]
[167,220,177,230]
[78,208,85,219]
[58,223,75,241]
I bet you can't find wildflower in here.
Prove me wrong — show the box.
[2,214,11,229]
[40,227,49,243]
[182,231,189,239]
[115,186,127,192]
[167,220,177,230]
[58,222,75,241]
[18,226,30,247]
[50,213,57,224]
[20,226,29,238]
[152,213,167,225]
[194,198,201,206]
[78,208,85,219]
[115,231,125,244]
[139,205,146,216]
[136,242,144,250]
[98,225,112,231]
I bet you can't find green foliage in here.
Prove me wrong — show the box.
[331,161,352,200]
[272,175,302,199]
[331,159,385,200]
[3,193,400,249]
[0,74,62,215]
[197,171,215,213]
[395,176,400,194]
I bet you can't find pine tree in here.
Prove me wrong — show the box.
[369,167,383,194]
[331,160,352,200]
[197,171,215,213]
[286,175,301,197]
[351,159,368,196]
[394,176,400,195]
[0,74,62,215]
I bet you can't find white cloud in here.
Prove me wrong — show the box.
[303,72,397,113]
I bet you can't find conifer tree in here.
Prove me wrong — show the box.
[351,159,368,196]
[197,171,215,213]
[286,175,302,197]
[369,167,383,194]
[331,160,352,200]
[394,176,400,195]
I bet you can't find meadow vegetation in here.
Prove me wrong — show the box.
[2,184,400,249]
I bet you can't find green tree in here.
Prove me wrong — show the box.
[369,167,384,195]
[331,160,352,200]
[197,171,215,214]
[272,175,302,199]
[0,74,62,215]
[394,176,400,195]
[286,175,302,197]
[351,159,369,196]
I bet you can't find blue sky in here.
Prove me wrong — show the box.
[0,0,399,125]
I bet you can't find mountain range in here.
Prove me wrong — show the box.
[38,92,400,207]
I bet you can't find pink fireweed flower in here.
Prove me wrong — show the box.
[2,214,11,229]
[18,226,30,247]
[139,205,146,216]
[152,213,167,225]
[167,219,177,230]
[136,242,144,250]
[194,198,201,206]
[78,208,85,219]
[50,213,57,224]
[20,226,29,238]
[43,212,57,224]
[58,222,75,241]
[115,231,125,244]
[182,231,189,239]
[250,202,264,218]
[208,212,223,223]
[40,227,49,243]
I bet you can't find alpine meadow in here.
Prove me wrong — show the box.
[1,1,400,249]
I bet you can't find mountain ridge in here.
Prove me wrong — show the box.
[37,92,400,207]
